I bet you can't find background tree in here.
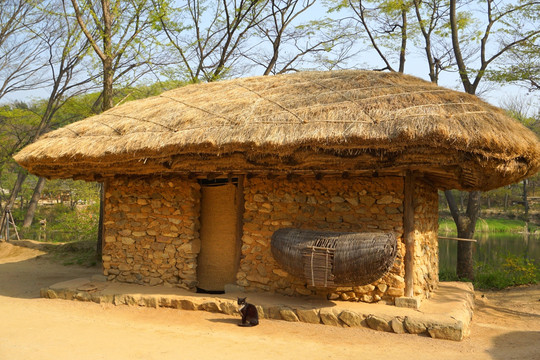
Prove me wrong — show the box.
[67,0,158,111]
[343,0,413,72]
[246,0,356,75]
[1,0,95,230]
[153,0,267,83]
[488,41,540,92]
[67,0,163,255]
[444,0,540,279]
[0,0,48,100]
[411,0,453,83]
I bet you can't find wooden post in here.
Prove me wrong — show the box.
[403,171,415,298]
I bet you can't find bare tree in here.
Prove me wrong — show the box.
[411,0,453,83]
[67,0,162,255]
[67,0,157,111]
[346,0,412,72]
[1,0,96,231]
[444,0,540,279]
[246,0,357,75]
[449,0,540,96]
[0,0,48,100]
[153,0,268,83]
[22,177,46,228]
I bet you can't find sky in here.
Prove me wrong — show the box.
[3,1,538,116]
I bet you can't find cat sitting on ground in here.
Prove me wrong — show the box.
[237,297,259,327]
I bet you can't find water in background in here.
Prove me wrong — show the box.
[438,233,540,272]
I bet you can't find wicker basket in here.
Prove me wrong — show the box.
[271,228,397,287]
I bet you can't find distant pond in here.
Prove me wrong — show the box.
[438,232,540,272]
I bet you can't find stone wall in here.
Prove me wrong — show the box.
[102,177,201,290]
[101,174,439,303]
[239,176,408,302]
[413,179,439,298]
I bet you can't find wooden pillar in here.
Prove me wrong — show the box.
[403,171,415,298]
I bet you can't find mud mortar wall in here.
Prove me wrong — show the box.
[102,177,201,290]
[101,175,439,302]
[239,176,409,302]
[413,179,439,298]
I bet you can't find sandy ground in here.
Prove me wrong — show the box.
[0,242,539,360]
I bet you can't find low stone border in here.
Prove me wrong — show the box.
[41,279,473,341]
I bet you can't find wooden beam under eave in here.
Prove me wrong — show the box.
[403,170,415,298]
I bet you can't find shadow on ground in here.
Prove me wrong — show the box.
[0,241,99,299]
[487,331,540,360]
[207,318,240,325]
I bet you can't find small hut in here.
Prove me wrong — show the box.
[14,70,540,302]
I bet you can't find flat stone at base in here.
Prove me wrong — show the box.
[279,308,299,322]
[320,309,340,326]
[339,310,363,327]
[428,321,465,341]
[366,315,392,332]
[403,316,428,334]
[297,308,321,324]
[220,301,238,315]
[395,296,421,309]
[38,280,473,341]
[391,317,406,334]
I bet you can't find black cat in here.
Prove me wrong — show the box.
[237,297,259,327]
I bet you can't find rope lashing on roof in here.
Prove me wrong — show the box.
[103,113,179,132]
[95,120,122,135]
[302,77,379,123]
[234,83,307,124]
[158,94,238,125]
[392,102,483,114]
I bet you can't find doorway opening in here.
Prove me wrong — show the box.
[196,177,243,293]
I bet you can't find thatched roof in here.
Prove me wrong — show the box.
[14,70,540,190]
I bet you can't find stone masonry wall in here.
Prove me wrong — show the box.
[413,179,439,298]
[239,176,407,302]
[101,174,439,303]
[102,177,201,290]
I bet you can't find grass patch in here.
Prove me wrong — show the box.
[440,254,539,290]
[439,218,538,234]
[44,240,98,267]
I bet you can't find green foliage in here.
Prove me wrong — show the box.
[474,254,539,290]
[473,264,512,290]
[440,254,539,290]
[438,217,538,234]
[0,103,42,161]
[46,240,98,267]
[501,255,538,286]
[439,268,459,282]
[48,202,99,242]
[18,201,99,243]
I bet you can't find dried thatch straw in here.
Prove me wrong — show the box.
[14,70,540,190]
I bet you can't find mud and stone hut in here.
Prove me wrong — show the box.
[14,70,540,303]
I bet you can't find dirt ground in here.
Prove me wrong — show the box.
[0,242,539,360]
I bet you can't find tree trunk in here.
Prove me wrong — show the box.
[445,190,479,280]
[399,7,407,73]
[523,180,529,233]
[98,55,113,257]
[22,177,46,228]
[0,171,28,230]
[102,59,114,112]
